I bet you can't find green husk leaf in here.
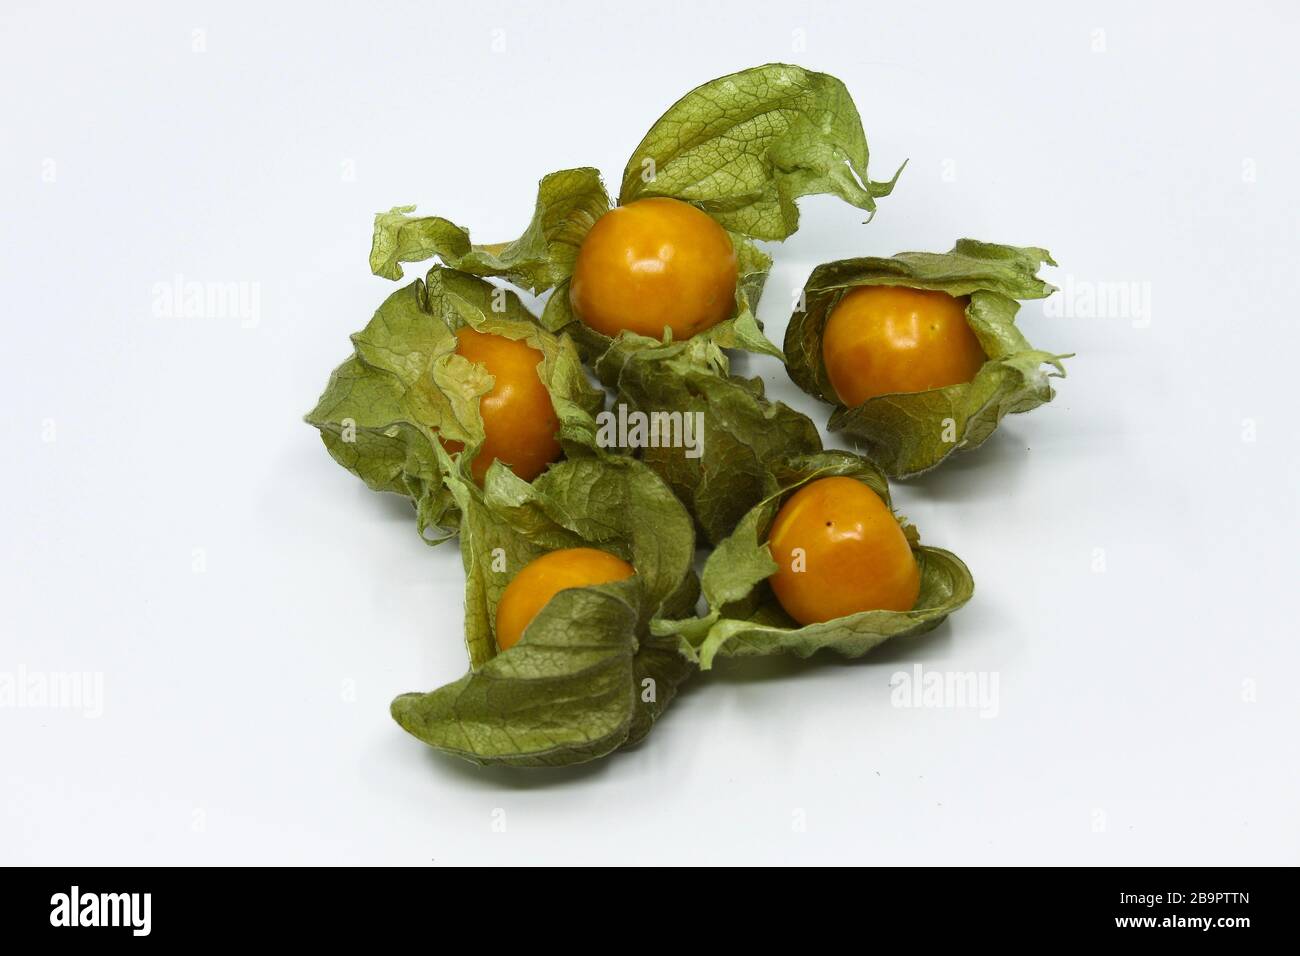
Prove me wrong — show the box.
[391,581,643,768]
[594,335,822,546]
[620,63,902,241]
[654,451,973,670]
[392,454,698,767]
[309,356,453,538]
[784,239,1068,477]
[304,266,605,541]
[369,167,611,290]
[540,231,781,368]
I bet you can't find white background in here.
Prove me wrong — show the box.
[3,0,1297,866]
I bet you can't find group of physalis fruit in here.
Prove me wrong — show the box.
[306,64,1066,768]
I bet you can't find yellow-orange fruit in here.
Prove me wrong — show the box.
[570,197,738,340]
[440,326,561,485]
[494,548,636,651]
[767,476,920,625]
[822,286,986,405]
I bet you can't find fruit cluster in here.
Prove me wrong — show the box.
[307,64,1065,767]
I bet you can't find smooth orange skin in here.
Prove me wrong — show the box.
[494,548,636,651]
[569,197,738,340]
[767,476,920,626]
[439,326,561,485]
[822,286,987,405]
